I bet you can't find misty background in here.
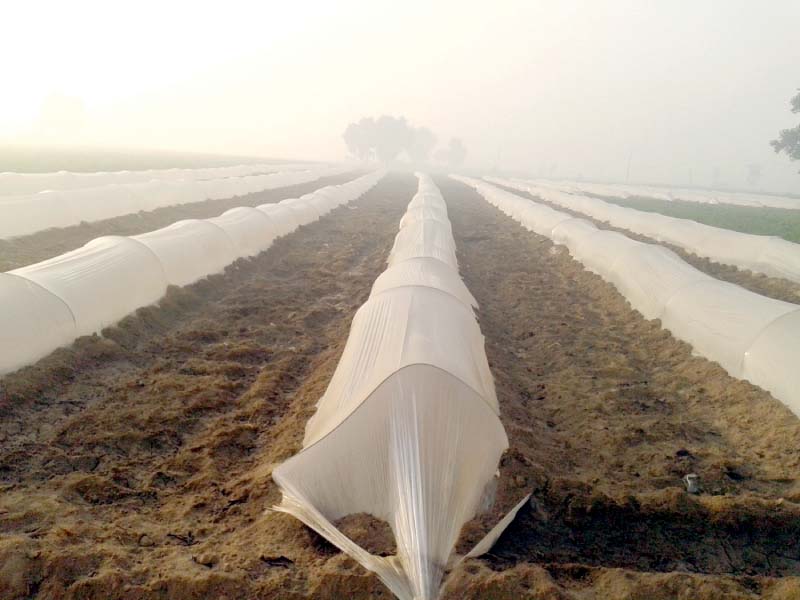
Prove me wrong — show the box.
[2,0,799,192]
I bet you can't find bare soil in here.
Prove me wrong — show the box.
[1,173,799,599]
[0,173,412,599]
[438,176,800,599]
[0,171,362,271]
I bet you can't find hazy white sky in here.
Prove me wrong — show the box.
[2,0,799,190]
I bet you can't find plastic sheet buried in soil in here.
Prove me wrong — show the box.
[272,173,527,600]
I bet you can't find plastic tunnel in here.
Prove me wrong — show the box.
[488,177,800,285]
[272,173,526,600]
[454,175,800,417]
[0,170,385,375]
[0,165,353,239]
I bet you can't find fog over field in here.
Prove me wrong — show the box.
[2,0,799,191]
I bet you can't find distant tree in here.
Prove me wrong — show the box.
[435,137,468,168]
[407,127,437,164]
[343,117,377,161]
[771,89,800,169]
[343,115,431,164]
[746,163,763,187]
[447,138,467,167]
[372,115,414,162]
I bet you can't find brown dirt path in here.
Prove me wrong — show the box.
[0,173,414,599]
[0,171,363,271]
[437,176,800,599]
[491,182,800,304]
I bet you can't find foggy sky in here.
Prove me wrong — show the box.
[2,0,799,192]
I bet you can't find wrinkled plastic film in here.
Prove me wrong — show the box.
[272,173,524,600]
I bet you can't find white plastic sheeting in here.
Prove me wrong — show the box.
[388,220,459,269]
[371,258,477,309]
[10,236,169,338]
[207,208,277,259]
[515,178,800,210]
[454,176,800,417]
[0,171,385,375]
[0,274,77,374]
[272,174,524,600]
[0,165,353,239]
[489,177,800,285]
[133,220,238,287]
[0,162,321,196]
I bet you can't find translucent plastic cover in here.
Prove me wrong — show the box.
[489,177,800,285]
[272,173,523,600]
[455,175,800,417]
[1,171,385,375]
[0,162,319,195]
[531,179,800,210]
[0,165,352,239]
[10,236,168,337]
[133,220,237,287]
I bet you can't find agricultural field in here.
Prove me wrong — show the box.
[0,146,278,174]
[1,171,800,599]
[3,3,800,599]
[597,194,800,244]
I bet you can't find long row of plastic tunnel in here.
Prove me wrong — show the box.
[0,170,384,376]
[454,175,800,417]
[0,164,351,239]
[272,173,527,600]
[487,176,800,284]
[0,161,316,195]
[523,178,800,210]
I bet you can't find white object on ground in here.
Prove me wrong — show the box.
[0,171,385,375]
[488,177,800,285]
[455,176,800,418]
[0,165,355,239]
[272,173,525,600]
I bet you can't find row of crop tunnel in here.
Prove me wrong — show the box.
[272,174,528,600]
[488,177,800,284]
[0,171,383,375]
[457,176,800,417]
[0,164,350,238]
[1,169,518,599]
[2,168,798,600]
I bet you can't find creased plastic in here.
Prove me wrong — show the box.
[272,173,524,600]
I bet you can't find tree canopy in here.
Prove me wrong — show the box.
[771,89,800,166]
[342,115,464,167]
